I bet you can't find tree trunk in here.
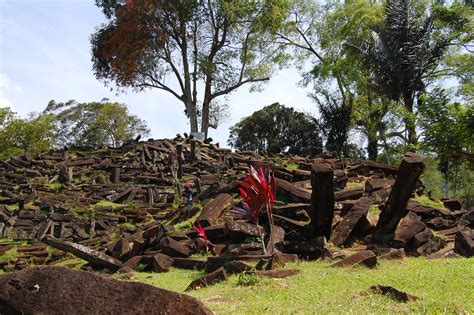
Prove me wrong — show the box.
[201,99,210,137]
[367,132,378,161]
[403,94,417,146]
[186,100,199,133]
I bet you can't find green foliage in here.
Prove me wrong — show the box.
[418,88,473,175]
[0,107,56,160]
[420,156,445,200]
[228,103,323,156]
[413,195,445,210]
[135,263,147,272]
[236,272,261,286]
[92,0,292,134]
[44,100,150,148]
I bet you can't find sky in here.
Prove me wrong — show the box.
[0,0,316,147]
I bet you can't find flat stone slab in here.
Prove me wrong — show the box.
[197,193,233,226]
[42,235,122,270]
[331,250,377,268]
[393,213,426,246]
[379,248,406,260]
[331,197,372,246]
[0,266,212,314]
[185,267,228,291]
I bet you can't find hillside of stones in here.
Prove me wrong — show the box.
[0,136,472,274]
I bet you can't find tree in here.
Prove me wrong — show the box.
[346,0,473,145]
[0,107,56,159]
[279,0,400,160]
[310,91,351,157]
[228,103,323,156]
[91,0,291,136]
[44,100,150,148]
[418,88,473,198]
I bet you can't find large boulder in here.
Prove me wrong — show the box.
[0,266,212,315]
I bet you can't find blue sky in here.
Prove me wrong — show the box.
[0,0,315,146]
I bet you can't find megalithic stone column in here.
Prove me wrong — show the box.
[375,152,424,238]
[311,162,335,240]
[176,143,183,179]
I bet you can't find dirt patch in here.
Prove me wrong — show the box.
[0,266,212,315]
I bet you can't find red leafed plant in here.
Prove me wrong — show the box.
[235,161,276,253]
[192,221,209,251]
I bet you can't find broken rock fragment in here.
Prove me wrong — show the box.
[185,267,228,291]
[331,250,377,268]
[371,284,420,302]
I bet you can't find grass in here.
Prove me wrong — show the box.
[44,182,62,189]
[93,200,127,209]
[413,195,445,209]
[345,181,365,190]
[126,258,474,314]
[0,246,19,261]
[285,163,299,171]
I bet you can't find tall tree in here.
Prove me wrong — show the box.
[228,103,323,156]
[279,0,396,159]
[91,0,291,136]
[44,100,150,148]
[0,107,56,159]
[346,0,473,145]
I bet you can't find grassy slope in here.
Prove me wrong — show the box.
[129,258,474,314]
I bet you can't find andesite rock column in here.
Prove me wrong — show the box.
[375,152,424,239]
[311,162,335,240]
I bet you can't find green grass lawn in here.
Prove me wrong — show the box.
[128,258,474,314]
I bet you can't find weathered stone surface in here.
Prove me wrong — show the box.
[225,260,253,274]
[376,153,424,237]
[224,220,264,239]
[331,250,377,268]
[159,236,191,258]
[185,267,228,291]
[256,269,300,278]
[411,229,434,249]
[311,162,334,239]
[365,178,395,193]
[268,252,298,269]
[278,240,324,260]
[378,248,406,260]
[426,217,455,230]
[276,178,311,202]
[122,255,144,270]
[416,237,446,257]
[331,197,372,246]
[42,235,122,270]
[172,258,207,270]
[371,284,420,302]
[0,266,212,314]
[197,193,233,226]
[442,199,462,211]
[151,253,173,272]
[454,230,474,257]
[334,189,364,202]
[393,213,426,246]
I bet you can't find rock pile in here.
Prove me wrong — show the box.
[0,137,472,277]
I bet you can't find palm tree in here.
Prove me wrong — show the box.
[346,0,449,145]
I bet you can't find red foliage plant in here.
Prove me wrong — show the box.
[235,162,276,226]
[192,221,208,243]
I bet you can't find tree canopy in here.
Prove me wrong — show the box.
[44,100,150,148]
[228,103,323,156]
[91,0,291,136]
[0,107,56,160]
